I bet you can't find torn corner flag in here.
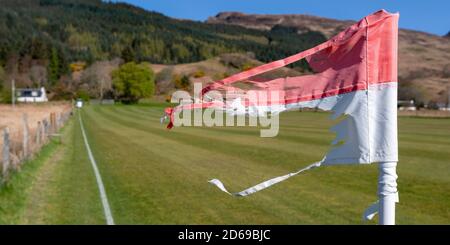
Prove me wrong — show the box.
[163,10,399,201]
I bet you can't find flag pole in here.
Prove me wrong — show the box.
[378,161,398,225]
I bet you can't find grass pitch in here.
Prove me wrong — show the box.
[1,103,449,224]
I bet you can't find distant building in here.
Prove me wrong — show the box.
[17,87,48,103]
[398,100,416,111]
[76,99,83,108]
[437,102,450,111]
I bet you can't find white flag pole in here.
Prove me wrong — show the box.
[378,161,398,225]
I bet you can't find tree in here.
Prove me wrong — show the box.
[30,65,47,87]
[81,60,120,99]
[0,65,11,103]
[112,62,154,103]
[0,65,4,95]
[52,80,75,101]
[0,65,4,85]
[121,46,135,63]
[172,74,190,90]
[48,47,59,85]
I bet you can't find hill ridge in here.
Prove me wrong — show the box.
[207,11,450,104]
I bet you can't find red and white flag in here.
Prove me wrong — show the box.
[164,10,399,213]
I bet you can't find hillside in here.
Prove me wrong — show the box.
[149,53,302,97]
[0,1,448,104]
[208,12,450,104]
[0,0,325,90]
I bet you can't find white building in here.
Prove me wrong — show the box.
[398,100,416,111]
[16,87,48,103]
[437,103,450,111]
[76,99,83,108]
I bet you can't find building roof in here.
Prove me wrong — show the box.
[16,87,45,98]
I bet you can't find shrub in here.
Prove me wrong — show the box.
[75,90,90,102]
[241,62,254,71]
[112,62,155,104]
[172,74,190,90]
[192,70,205,78]
[0,87,12,104]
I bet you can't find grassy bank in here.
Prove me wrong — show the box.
[0,116,105,224]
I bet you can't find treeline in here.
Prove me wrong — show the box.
[0,0,326,86]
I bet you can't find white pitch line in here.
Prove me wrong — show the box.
[78,110,115,225]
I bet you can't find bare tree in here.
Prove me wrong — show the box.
[29,65,47,87]
[80,58,122,99]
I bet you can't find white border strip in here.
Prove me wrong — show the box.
[78,110,115,225]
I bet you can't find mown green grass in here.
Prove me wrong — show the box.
[1,103,449,224]
[79,104,450,224]
[0,134,63,224]
[0,117,105,224]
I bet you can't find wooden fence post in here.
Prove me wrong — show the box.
[56,113,60,130]
[50,112,56,134]
[22,113,29,160]
[43,119,47,141]
[59,112,62,129]
[2,127,10,182]
[36,121,41,146]
[40,120,46,144]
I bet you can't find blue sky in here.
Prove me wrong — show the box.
[120,0,449,36]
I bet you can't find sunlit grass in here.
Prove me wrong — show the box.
[1,103,449,224]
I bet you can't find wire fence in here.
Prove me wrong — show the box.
[0,107,73,184]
